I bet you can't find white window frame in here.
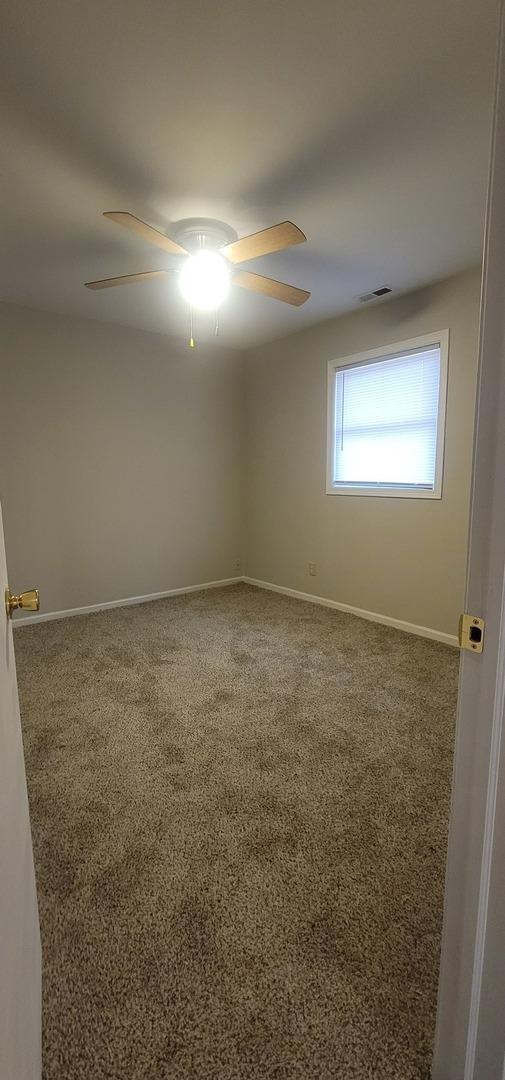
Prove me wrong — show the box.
[326,329,449,499]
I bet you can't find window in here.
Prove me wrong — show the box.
[326,331,448,499]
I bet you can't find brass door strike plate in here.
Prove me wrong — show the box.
[459,613,485,653]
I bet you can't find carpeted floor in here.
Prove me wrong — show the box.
[16,583,458,1080]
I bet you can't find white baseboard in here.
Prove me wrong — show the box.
[14,573,458,646]
[242,576,458,647]
[13,577,243,627]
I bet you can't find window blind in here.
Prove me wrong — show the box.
[332,346,441,489]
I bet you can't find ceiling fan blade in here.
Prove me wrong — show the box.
[221,221,306,265]
[233,270,310,306]
[84,270,172,289]
[103,212,188,256]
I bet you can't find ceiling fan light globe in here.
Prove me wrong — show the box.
[179,251,230,311]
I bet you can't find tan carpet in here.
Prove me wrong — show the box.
[16,583,458,1080]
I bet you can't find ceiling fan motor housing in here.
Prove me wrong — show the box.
[172,218,238,254]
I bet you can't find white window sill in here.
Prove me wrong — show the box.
[325,484,442,499]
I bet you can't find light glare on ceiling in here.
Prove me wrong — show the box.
[179,250,230,311]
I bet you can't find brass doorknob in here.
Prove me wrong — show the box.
[5,587,40,619]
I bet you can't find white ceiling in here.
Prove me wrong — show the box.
[0,0,499,349]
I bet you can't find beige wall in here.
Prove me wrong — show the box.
[243,269,481,636]
[0,269,481,635]
[0,303,242,614]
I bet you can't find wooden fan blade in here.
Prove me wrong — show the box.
[103,212,188,256]
[222,221,306,264]
[84,270,172,289]
[233,270,310,306]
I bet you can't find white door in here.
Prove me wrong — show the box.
[0,500,41,1080]
[432,11,505,1079]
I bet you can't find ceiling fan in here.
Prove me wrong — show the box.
[85,212,310,343]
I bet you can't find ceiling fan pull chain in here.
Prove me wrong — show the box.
[215,308,219,337]
[189,305,195,349]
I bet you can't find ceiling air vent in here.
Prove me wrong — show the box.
[357,285,393,303]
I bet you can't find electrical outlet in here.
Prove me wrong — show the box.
[308,562,317,576]
[234,559,241,572]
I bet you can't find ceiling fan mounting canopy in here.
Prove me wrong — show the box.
[171,217,238,253]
